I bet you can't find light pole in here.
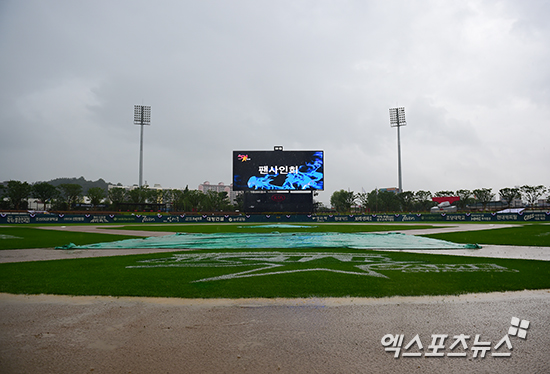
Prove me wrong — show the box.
[389,107,406,193]
[134,105,151,187]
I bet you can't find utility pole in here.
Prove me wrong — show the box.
[134,105,151,187]
[389,107,406,193]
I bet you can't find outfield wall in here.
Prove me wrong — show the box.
[1,212,549,224]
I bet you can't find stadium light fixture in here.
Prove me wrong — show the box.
[134,105,151,188]
[389,107,406,193]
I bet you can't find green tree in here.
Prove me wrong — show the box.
[200,190,215,211]
[330,190,356,213]
[499,187,521,209]
[87,187,106,207]
[520,185,547,208]
[162,189,174,209]
[414,190,433,212]
[58,183,83,210]
[473,188,495,211]
[186,189,205,212]
[171,188,188,212]
[365,189,380,213]
[313,200,327,213]
[148,189,165,206]
[143,188,173,211]
[377,191,400,212]
[127,186,149,205]
[201,190,231,211]
[356,192,369,213]
[218,191,233,211]
[32,182,58,210]
[363,189,403,213]
[108,187,127,210]
[6,180,32,210]
[455,189,473,210]
[0,184,5,208]
[397,191,415,212]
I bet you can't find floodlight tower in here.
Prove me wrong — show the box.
[389,107,406,193]
[134,105,151,187]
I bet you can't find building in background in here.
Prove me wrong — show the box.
[198,181,237,204]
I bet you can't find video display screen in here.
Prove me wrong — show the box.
[233,150,324,191]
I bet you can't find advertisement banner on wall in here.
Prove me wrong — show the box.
[1,212,549,225]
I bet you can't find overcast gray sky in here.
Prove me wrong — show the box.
[1,0,548,205]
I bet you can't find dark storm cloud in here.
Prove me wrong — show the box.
[1,0,548,204]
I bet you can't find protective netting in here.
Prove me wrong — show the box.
[57,232,480,250]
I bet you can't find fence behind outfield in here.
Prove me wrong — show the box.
[1,211,549,224]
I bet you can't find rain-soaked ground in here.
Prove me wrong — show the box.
[1,291,549,373]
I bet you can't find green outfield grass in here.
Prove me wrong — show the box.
[0,248,548,298]
[1,222,549,299]
[423,223,550,247]
[0,227,140,250]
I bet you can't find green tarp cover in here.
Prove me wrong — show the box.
[58,232,480,250]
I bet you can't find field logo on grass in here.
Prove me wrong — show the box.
[0,234,24,240]
[126,252,518,283]
[381,317,530,358]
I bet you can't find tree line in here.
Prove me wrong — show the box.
[107,185,237,212]
[0,181,240,212]
[329,185,549,214]
[2,179,548,214]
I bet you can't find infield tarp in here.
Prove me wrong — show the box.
[58,232,480,250]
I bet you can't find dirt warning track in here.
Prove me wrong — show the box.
[1,291,549,374]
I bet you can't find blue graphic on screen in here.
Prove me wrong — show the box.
[239,151,323,191]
